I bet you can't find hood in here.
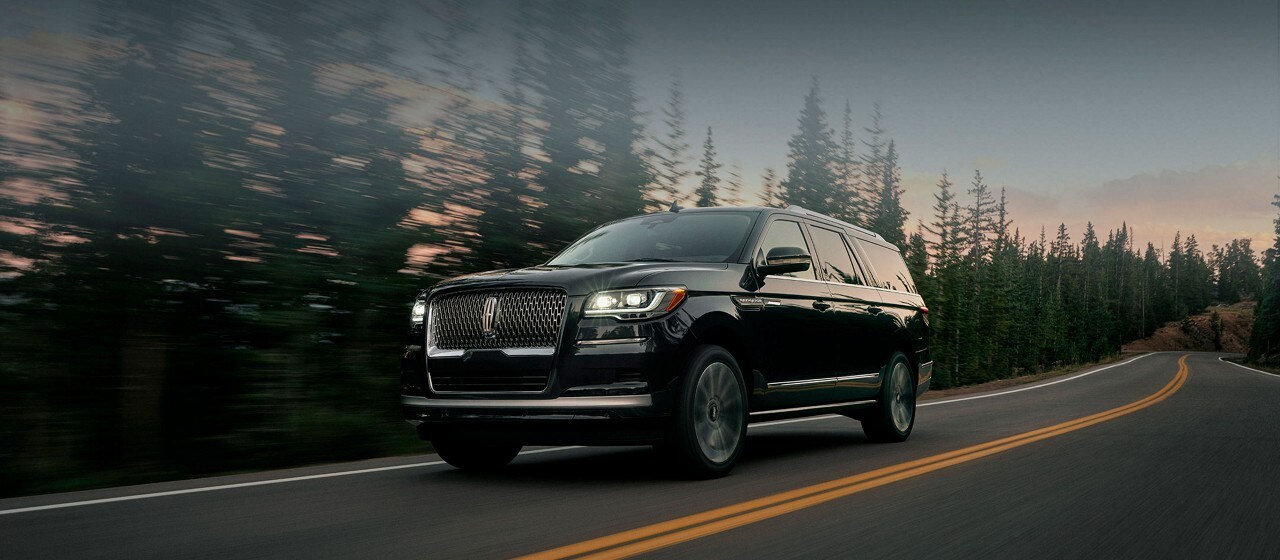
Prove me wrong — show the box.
[425,262,733,297]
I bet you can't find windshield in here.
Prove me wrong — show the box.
[547,212,756,266]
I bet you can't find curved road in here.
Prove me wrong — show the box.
[3,352,1279,559]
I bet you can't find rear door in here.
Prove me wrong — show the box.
[805,224,890,401]
[740,218,835,407]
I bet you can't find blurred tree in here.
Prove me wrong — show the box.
[833,100,863,225]
[417,0,481,93]
[758,167,780,207]
[525,0,651,255]
[655,71,691,208]
[694,127,722,207]
[725,161,745,206]
[471,35,538,271]
[44,0,263,475]
[859,102,887,217]
[589,0,654,220]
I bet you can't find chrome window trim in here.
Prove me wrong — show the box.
[753,218,819,281]
[764,273,917,297]
[767,373,877,390]
[402,394,653,409]
[767,377,835,389]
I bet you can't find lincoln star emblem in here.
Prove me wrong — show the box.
[481,296,499,337]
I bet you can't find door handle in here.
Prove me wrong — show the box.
[867,306,883,315]
[812,300,832,311]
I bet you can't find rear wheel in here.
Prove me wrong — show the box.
[664,345,747,478]
[861,352,915,443]
[432,437,522,471]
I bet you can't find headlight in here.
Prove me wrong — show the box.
[584,287,687,320]
[410,300,427,324]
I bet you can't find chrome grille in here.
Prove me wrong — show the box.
[429,288,567,350]
[430,369,551,393]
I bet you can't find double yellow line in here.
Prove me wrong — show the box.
[518,354,1190,560]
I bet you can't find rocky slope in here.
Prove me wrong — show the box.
[1122,301,1255,354]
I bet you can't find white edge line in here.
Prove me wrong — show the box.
[2,353,1159,516]
[1218,356,1280,379]
[915,352,1155,406]
[0,446,581,516]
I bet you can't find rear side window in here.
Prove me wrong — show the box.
[858,240,916,293]
[807,226,863,285]
[756,220,816,279]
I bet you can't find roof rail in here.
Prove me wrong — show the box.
[784,205,884,240]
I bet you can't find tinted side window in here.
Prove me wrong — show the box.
[808,226,863,285]
[757,220,815,279]
[859,241,916,293]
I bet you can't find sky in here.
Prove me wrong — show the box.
[620,0,1280,249]
[5,0,1279,252]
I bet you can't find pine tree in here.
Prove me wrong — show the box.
[966,170,997,259]
[694,127,722,207]
[780,77,840,214]
[904,229,929,291]
[924,172,963,269]
[1249,192,1280,363]
[870,140,908,246]
[993,187,1012,249]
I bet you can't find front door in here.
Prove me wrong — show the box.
[741,218,837,409]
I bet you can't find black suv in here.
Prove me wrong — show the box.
[401,205,931,477]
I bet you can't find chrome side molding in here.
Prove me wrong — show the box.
[401,394,653,409]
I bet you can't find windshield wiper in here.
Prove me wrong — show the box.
[625,257,678,262]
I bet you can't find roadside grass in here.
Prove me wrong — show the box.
[1223,356,1280,377]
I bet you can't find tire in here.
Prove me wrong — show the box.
[664,345,748,479]
[432,437,522,471]
[861,352,916,443]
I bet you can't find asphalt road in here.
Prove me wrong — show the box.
[3,352,1279,559]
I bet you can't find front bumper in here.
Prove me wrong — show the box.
[403,393,671,445]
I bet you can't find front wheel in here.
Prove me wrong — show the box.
[664,345,748,479]
[861,352,916,443]
[432,437,522,471]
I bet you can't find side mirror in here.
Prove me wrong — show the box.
[757,246,811,277]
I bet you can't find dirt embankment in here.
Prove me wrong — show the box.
[1122,301,1255,354]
